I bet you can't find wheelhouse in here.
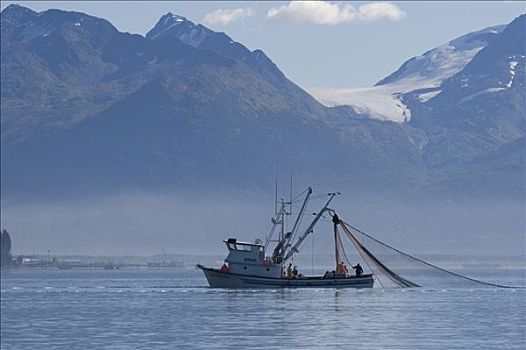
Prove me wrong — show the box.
[224,238,264,253]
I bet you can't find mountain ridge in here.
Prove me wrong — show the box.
[1,5,523,201]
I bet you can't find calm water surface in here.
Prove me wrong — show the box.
[1,268,525,349]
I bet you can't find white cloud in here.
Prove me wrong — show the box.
[203,7,254,26]
[357,2,406,22]
[266,1,405,25]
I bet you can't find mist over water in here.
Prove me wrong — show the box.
[1,190,524,257]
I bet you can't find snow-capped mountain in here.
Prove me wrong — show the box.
[146,12,251,60]
[1,5,523,200]
[411,14,526,166]
[308,25,504,122]
[376,25,505,87]
[3,5,418,197]
[429,15,525,110]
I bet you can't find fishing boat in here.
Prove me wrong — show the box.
[198,186,516,289]
[197,187,375,288]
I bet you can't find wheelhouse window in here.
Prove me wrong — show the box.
[225,240,263,253]
[236,244,253,252]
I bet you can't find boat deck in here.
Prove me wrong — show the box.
[197,265,374,288]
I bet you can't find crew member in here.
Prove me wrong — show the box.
[352,263,363,277]
[287,263,293,279]
[220,263,229,273]
[332,213,340,226]
[337,261,348,276]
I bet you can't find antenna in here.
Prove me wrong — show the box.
[289,175,293,216]
[274,174,278,215]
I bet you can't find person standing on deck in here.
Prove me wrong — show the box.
[352,263,363,277]
[287,263,293,279]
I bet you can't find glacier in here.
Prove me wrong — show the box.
[307,25,505,123]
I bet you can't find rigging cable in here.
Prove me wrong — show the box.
[339,223,417,287]
[311,230,314,275]
[341,220,522,289]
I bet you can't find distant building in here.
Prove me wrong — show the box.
[21,257,43,267]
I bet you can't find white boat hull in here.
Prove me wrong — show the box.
[197,265,374,289]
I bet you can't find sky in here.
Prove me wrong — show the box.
[1,1,525,88]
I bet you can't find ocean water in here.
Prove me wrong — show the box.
[1,268,525,350]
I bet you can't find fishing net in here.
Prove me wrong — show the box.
[336,219,516,289]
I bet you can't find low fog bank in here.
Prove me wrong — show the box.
[1,190,524,258]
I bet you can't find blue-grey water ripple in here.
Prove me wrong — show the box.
[1,269,525,349]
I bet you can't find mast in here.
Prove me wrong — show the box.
[332,213,344,272]
[274,175,278,215]
[290,187,312,237]
[280,197,285,241]
[334,222,340,270]
[283,192,339,262]
[265,201,286,247]
[280,187,312,258]
[289,176,293,220]
[270,187,311,263]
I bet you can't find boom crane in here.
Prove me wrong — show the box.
[283,192,339,262]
